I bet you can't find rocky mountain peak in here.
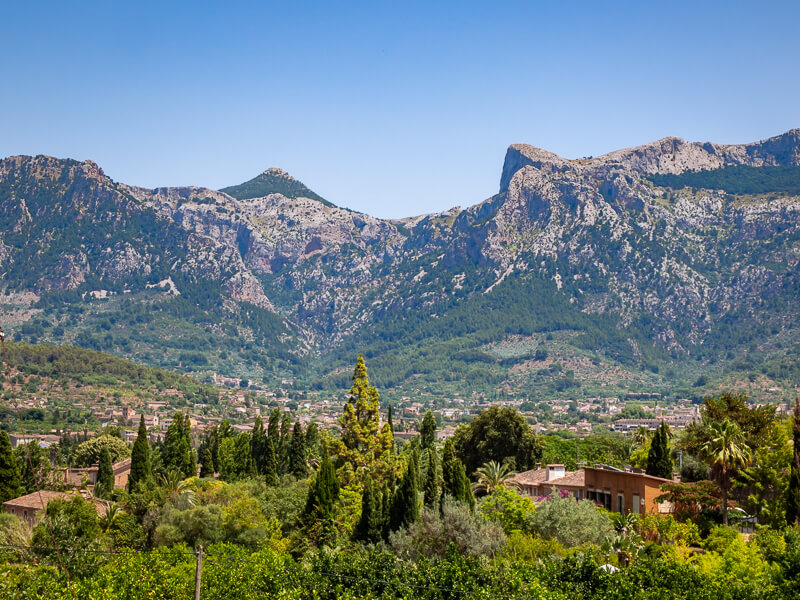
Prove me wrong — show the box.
[499,129,800,193]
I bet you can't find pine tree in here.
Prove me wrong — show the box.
[647,422,673,479]
[128,415,151,492]
[420,411,436,450]
[289,421,307,477]
[336,355,393,480]
[788,397,800,525]
[0,430,22,503]
[199,446,215,478]
[423,448,439,508]
[442,439,474,510]
[95,447,114,499]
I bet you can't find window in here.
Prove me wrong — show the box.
[632,494,640,514]
[617,493,625,513]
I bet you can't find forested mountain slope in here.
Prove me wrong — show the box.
[1,130,799,400]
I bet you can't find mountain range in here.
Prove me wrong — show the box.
[1,130,799,402]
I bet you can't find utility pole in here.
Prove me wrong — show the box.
[194,545,203,600]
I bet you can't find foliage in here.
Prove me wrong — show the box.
[472,460,519,495]
[737,418,792,526]
[389,498,506,560]
[441,439,474,509]
[95,447,114,499]
[71,435,130,468]
[648,164,800,195]
[1,432,24,503]
[788,397,800,525]
[478,485,536,534]
[452,406,543,474]
[698,419,752,524]
[31,495,103,577]
[388,452,419,532]
[656,480,722,522]
[303,451,339,545]
[422,448,439,509]
[530,494,612,547]
[353,478,383,544]
[333,355,393,484]
[129,415,152,491]
[646,421,673,479]
[420,411,436,450]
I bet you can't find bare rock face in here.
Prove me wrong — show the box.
[1,129,799,362]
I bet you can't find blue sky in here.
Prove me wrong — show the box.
[1,1,798,218]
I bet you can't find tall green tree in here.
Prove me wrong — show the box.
[0,431,22,503]
[423,448,439,509]
[128,415,151,492]
[264,439,279,486]
[199,446,214,478]
[441,439,474,510]
[420,411,436,450]
[353,478,383,543]
[95,447,114,499]
[162,413,193,477]
[788,397,800,525]
[250,416,269,475]
[646,422,673,479]
[233,433,254,479]
[289,421,307,477]
[304,450,340,544]
[15,440,50,495]
[699,419,752,525]
[335,355,394,482]
[389,452,420,532]
[452,406,543,475]
[280,413,293,474]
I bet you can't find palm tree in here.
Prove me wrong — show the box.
[698,419,751,525]
[471,460,518,494]
[159,469,197,509]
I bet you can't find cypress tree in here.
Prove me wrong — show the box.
[788,397,800,525]
[442,439,474,510]
[647,422,673,479]
[199,446,215,478]
[181,417,196,478]
[280,413,292,474]
[251,416,268,475]
[420,411,436,450]
[389,452,420,531]
[289,421,307,477]
[162,413,185,474]
[304,450,340,543]
[304,422,320,458]
[128,415,151,492]
[95,447,114,499]
[264,439,279,486]
[387,404,394,434]
[354,478,382,543]
[423,448,439,508]
[0,430,22,503]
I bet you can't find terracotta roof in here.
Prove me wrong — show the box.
[3,490,67,510]
[2,490,110,516]
[545,469,585,488]
[514,468,548,486]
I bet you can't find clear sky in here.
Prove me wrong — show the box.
[1,1,798,218]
